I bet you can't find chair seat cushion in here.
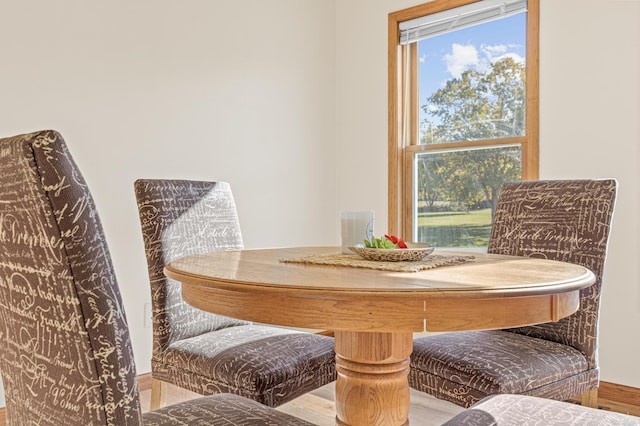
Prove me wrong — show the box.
[143,393,313,425]
[443,394,640,425]
[411,330,588,395]
[156,325,336,406]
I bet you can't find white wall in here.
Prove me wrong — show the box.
[0,0,337,406]
[538,0,640,388]
[0,0,638,409]
[336,0,640,389]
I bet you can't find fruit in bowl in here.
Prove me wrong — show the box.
[349,235,434,262]
[349,235,435,261]
[364,234,408,249]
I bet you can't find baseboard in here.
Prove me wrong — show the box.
[134,375,637,408]
[0,378,636,422]
[134,377,638,411]
[138,372,153,392]
[599,381,640,407]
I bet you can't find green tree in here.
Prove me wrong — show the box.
[419,57,524,218]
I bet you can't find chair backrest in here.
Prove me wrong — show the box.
[134,179,249,353]
[487,179,617,369]
[0,131,142,424]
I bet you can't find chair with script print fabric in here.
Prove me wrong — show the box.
[410,179,617,409]
[444,394,640,425]
[134,178,336,410]
[0,130,313,425]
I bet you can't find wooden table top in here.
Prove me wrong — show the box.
[165,246,595,333]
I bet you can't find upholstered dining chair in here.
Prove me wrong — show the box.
[0,130,312,425]
[410,179,617,409]
[443,394,640,425]
[133,178,337,410]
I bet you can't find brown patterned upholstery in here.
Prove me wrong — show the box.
[444,394,640,425]
[0,130,312,425]
[134,179,336,408]
[410,179,617,408]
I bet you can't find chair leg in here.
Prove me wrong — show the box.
[150,378,168,410]
[580,388,598,408]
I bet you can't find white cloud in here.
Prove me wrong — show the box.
[481,43,525,64]
[419,54,426,63]
[444,44,478,78]
[492,52,525,64]
[440,43,524,80]
[482,44,508,58]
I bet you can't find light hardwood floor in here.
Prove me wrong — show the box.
[276,383,465,425]
[140,382,463,426]
[139,381,640,425]
[0,380,637,425]
[139,381,465,425]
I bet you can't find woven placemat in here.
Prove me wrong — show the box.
[280,252,475,273]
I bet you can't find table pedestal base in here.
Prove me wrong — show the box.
[334,331,413,426]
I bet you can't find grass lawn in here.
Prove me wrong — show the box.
[417,208,492,248]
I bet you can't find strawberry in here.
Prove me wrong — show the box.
[384,234,408,249]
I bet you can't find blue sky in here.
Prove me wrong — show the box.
[418,13,526,120]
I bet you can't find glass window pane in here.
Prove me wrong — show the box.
[418,13,526,144]
[413,145,522,249]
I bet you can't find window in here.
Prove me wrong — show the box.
[388,0,539,250]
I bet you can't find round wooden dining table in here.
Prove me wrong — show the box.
[165,246,595,426]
